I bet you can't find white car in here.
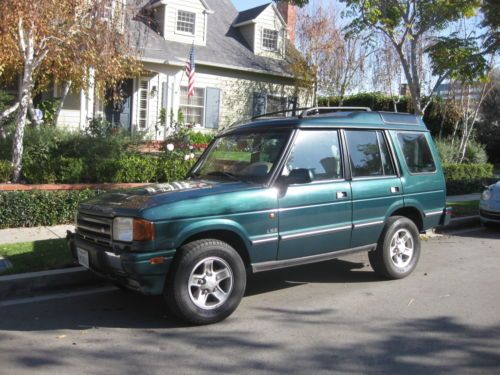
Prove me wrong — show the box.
[480,181,500,226]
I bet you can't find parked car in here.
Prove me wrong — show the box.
[480,181,500,226]
[68,108,451,325]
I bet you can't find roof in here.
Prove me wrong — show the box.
[130,0,292,77]
[221,111,428,135]
[233,3,271,25]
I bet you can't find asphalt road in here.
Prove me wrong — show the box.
[1,227,499,375]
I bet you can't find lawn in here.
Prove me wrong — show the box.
[448,200,479,218]
[0,238,75,276]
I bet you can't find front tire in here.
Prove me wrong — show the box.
[164,239,246,325]
[369,216,421,279]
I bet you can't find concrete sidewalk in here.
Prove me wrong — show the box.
[447,193,481,202]
[0,225,75,245]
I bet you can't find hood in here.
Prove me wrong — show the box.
[79,180,261,216]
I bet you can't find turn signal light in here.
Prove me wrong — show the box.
[133,218,155,241]
[149,257,165,265]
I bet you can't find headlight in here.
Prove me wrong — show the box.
[113,217,154,242]
[481,189,491,201]
[113,217,133,242]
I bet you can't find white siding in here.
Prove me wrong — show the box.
[56,91,82,130]
[146,64,312,130]
[254,5,285,59]
[162,0,208,46]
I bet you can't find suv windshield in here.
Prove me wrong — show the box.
[192,130,290,183]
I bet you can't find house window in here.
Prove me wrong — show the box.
[180,86,205,126]
[266,95,287,115]
[262,29,279,51]
[138,79,149,129]
[177,10,196,34]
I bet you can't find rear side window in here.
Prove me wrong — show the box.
[345,130,395,177]
[397,132,436,173]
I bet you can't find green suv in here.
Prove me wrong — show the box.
[69,108,451,324]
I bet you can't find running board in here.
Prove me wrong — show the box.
[251,244,377,273]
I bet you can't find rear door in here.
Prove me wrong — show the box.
[277,129,352,260]
[344,130,404,248]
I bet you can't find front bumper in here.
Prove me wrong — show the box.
[479,209,500,223]
[67,232,175,295]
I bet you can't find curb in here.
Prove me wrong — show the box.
[0,266,104,300]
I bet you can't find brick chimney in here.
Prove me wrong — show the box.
[277,1,297,44]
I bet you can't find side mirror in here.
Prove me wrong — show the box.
[285,168,313,185]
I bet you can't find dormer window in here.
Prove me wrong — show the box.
[262,29,279,51]
[177,10,196,35]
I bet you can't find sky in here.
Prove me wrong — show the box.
[232,0,270,11]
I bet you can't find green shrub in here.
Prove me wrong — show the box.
[187,131,215,145]
[0,189,104,228]
[0,160,11,182]
[443,163,493,181]
[56,157,85,183]
[113,154,159,183]
[443,163,495,195]
[436,138,488,164]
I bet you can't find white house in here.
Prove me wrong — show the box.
[55,0,311,138]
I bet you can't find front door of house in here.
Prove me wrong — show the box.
[105,79,133,132]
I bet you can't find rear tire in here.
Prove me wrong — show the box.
[369,216,421,279]
[164,239,246,325]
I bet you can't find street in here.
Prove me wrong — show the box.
[0,227,499,375]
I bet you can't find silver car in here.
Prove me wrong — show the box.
[480,181,500,226]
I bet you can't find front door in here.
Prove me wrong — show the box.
[344,130,404,248]
[277,129,352,260]
[105,79,133,132]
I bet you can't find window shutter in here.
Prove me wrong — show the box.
[287,96,298,116]
[252,92,267,117]
[204,87,221,129]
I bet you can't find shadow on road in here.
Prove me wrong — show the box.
[0,258,378,332]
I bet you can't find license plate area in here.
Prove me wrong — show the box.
[77,248,90,269]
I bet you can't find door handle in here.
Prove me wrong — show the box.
[390,186,400,193]
[336,191,348,199]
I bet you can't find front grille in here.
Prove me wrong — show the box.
[76,213,113,247]
[480,209,500,220]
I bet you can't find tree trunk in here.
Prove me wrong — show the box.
[0,102,20,139]
[11,21,35,183]
[11,80,31,182]
[54,81,72,125]
[394,43,423,116]
[28,98,43,126]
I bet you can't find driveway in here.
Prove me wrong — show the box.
[0,227,499,375]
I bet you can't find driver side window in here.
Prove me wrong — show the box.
[283,130,343,181]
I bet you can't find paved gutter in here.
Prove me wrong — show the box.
[0,267,103,300]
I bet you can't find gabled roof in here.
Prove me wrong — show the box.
[233,3,271,25]
[130,0,293,78]
[146,0,213,13]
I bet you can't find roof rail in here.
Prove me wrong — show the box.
[299,106,371,118]
[251,107,311,120]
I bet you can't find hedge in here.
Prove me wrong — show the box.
[443,163,495,195]
[0,189,104,229]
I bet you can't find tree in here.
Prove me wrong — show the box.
[371,36,403,112]
[342,0,482,116]
[295,5,372,106]
[0,0,141,182]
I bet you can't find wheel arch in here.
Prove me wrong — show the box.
[177,228,252,269]
[389,206,424,232]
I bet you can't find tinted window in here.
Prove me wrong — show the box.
[346,130,395,177]
[283,130,343,181]
[397,132,436,173]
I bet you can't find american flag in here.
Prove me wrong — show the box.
[185,43,196,98]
